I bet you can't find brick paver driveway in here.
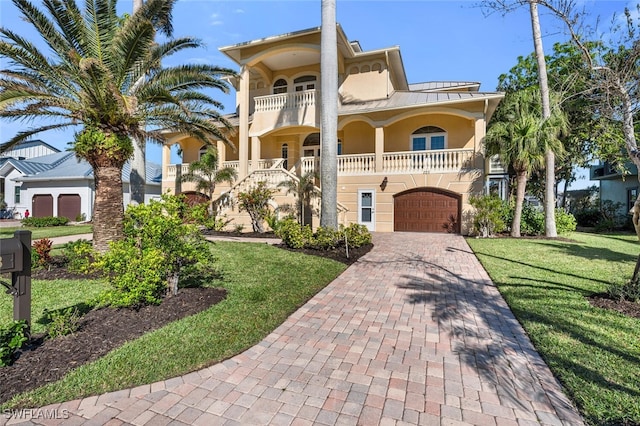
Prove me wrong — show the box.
[4,233,583,425]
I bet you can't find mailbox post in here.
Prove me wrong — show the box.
[0,230,32,327]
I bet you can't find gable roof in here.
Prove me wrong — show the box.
[3,151,161,184]
[0,139,61,158]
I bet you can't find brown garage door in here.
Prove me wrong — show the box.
[394,188,460,233]
[58,194,81,220]
[32,194,53,218]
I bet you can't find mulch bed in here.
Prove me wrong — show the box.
[588,294,640,319]
[1,235,373,405]
[0,286,226,405]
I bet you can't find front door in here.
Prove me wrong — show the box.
[358,189,375,231]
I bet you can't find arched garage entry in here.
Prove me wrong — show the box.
[32,194,53,218]
[394,187,461,233]
[58,194,81,220]
[181,191,209,207]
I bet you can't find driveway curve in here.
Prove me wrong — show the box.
[4,233,583,425]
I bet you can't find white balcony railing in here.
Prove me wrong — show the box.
[168,149,476,181]
[382,149,474,174]
[254,90,316,113]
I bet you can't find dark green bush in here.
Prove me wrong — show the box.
[608,278,640,303]
[0,320,29,366]
[21,216,69,227]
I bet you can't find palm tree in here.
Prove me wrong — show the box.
[485,88,567,237]
[0,0,236,252]
[320,0,338,229]
[278,171,320,226]
[179,146,237,216]
[528,0,557,237]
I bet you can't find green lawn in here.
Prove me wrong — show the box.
[1,241,346,409]
[0,224,92,240]
[466,232,640,426]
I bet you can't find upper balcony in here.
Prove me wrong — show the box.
[590,161,638,180]
[250,89,320,134]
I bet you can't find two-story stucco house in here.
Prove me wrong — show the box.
[161,25,505,233]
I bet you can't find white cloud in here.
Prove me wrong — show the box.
[234,8,245,14]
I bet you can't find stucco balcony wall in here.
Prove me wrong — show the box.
[250,90,320,135]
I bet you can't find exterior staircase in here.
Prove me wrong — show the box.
[214,160,348,230]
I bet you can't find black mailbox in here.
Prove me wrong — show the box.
[0,237,24,273]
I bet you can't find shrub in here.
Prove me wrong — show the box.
[187,202,229,231]
[555,209,577,234]
[21,216,69,227]
[75,212,87,222]
[342,223,372,248]
[573,207,601,227]
[276,219,372,251]
[520,204,545,236]
[63,239,97,274]
[238,182,275,233]
[43,307,81,338]
[32,238,53,268]
[276,218,313,249]
[0,320,29,367]
[608,278,640,303]
[96,194,214,307]
[312,226,342,250]
[470,195,508,237]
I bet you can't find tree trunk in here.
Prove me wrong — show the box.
[320,0,338,229]
[529,0,557,237]
[512,170,528,238]
[93,165,125,253]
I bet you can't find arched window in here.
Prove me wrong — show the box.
[281,143,289,170]
[411,126,447,151]
[294,75,317,92]
[273,78,287,94]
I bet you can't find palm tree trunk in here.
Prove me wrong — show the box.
[512,170,528,238]
[93,165,125,253]
[320,0,338,229]
[529,0,557,237]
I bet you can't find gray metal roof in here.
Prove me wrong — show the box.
[408,81,481,92]
[8,152,161,184]
[338,90,504,115]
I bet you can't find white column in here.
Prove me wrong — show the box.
[375,126,384,173]
[239,65,250,178]
[162,144,172,194]
[216,140,226,164]
[251,136,261,171]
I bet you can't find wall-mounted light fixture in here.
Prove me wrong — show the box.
[380,176,388,191]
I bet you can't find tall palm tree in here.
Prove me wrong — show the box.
[179,146,237,215]
[0,0,236,252]
[528,0,557,237]
[485,88,567,237]
[320,0,338,229]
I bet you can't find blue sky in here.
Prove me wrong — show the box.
[0,0,638,187]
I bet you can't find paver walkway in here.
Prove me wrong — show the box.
[3,233,583,425]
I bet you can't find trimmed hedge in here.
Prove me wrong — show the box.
[21,216,69,227]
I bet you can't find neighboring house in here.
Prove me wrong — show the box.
[161,25,504,233]
[590,161,639,214]
[0,150,162,220]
